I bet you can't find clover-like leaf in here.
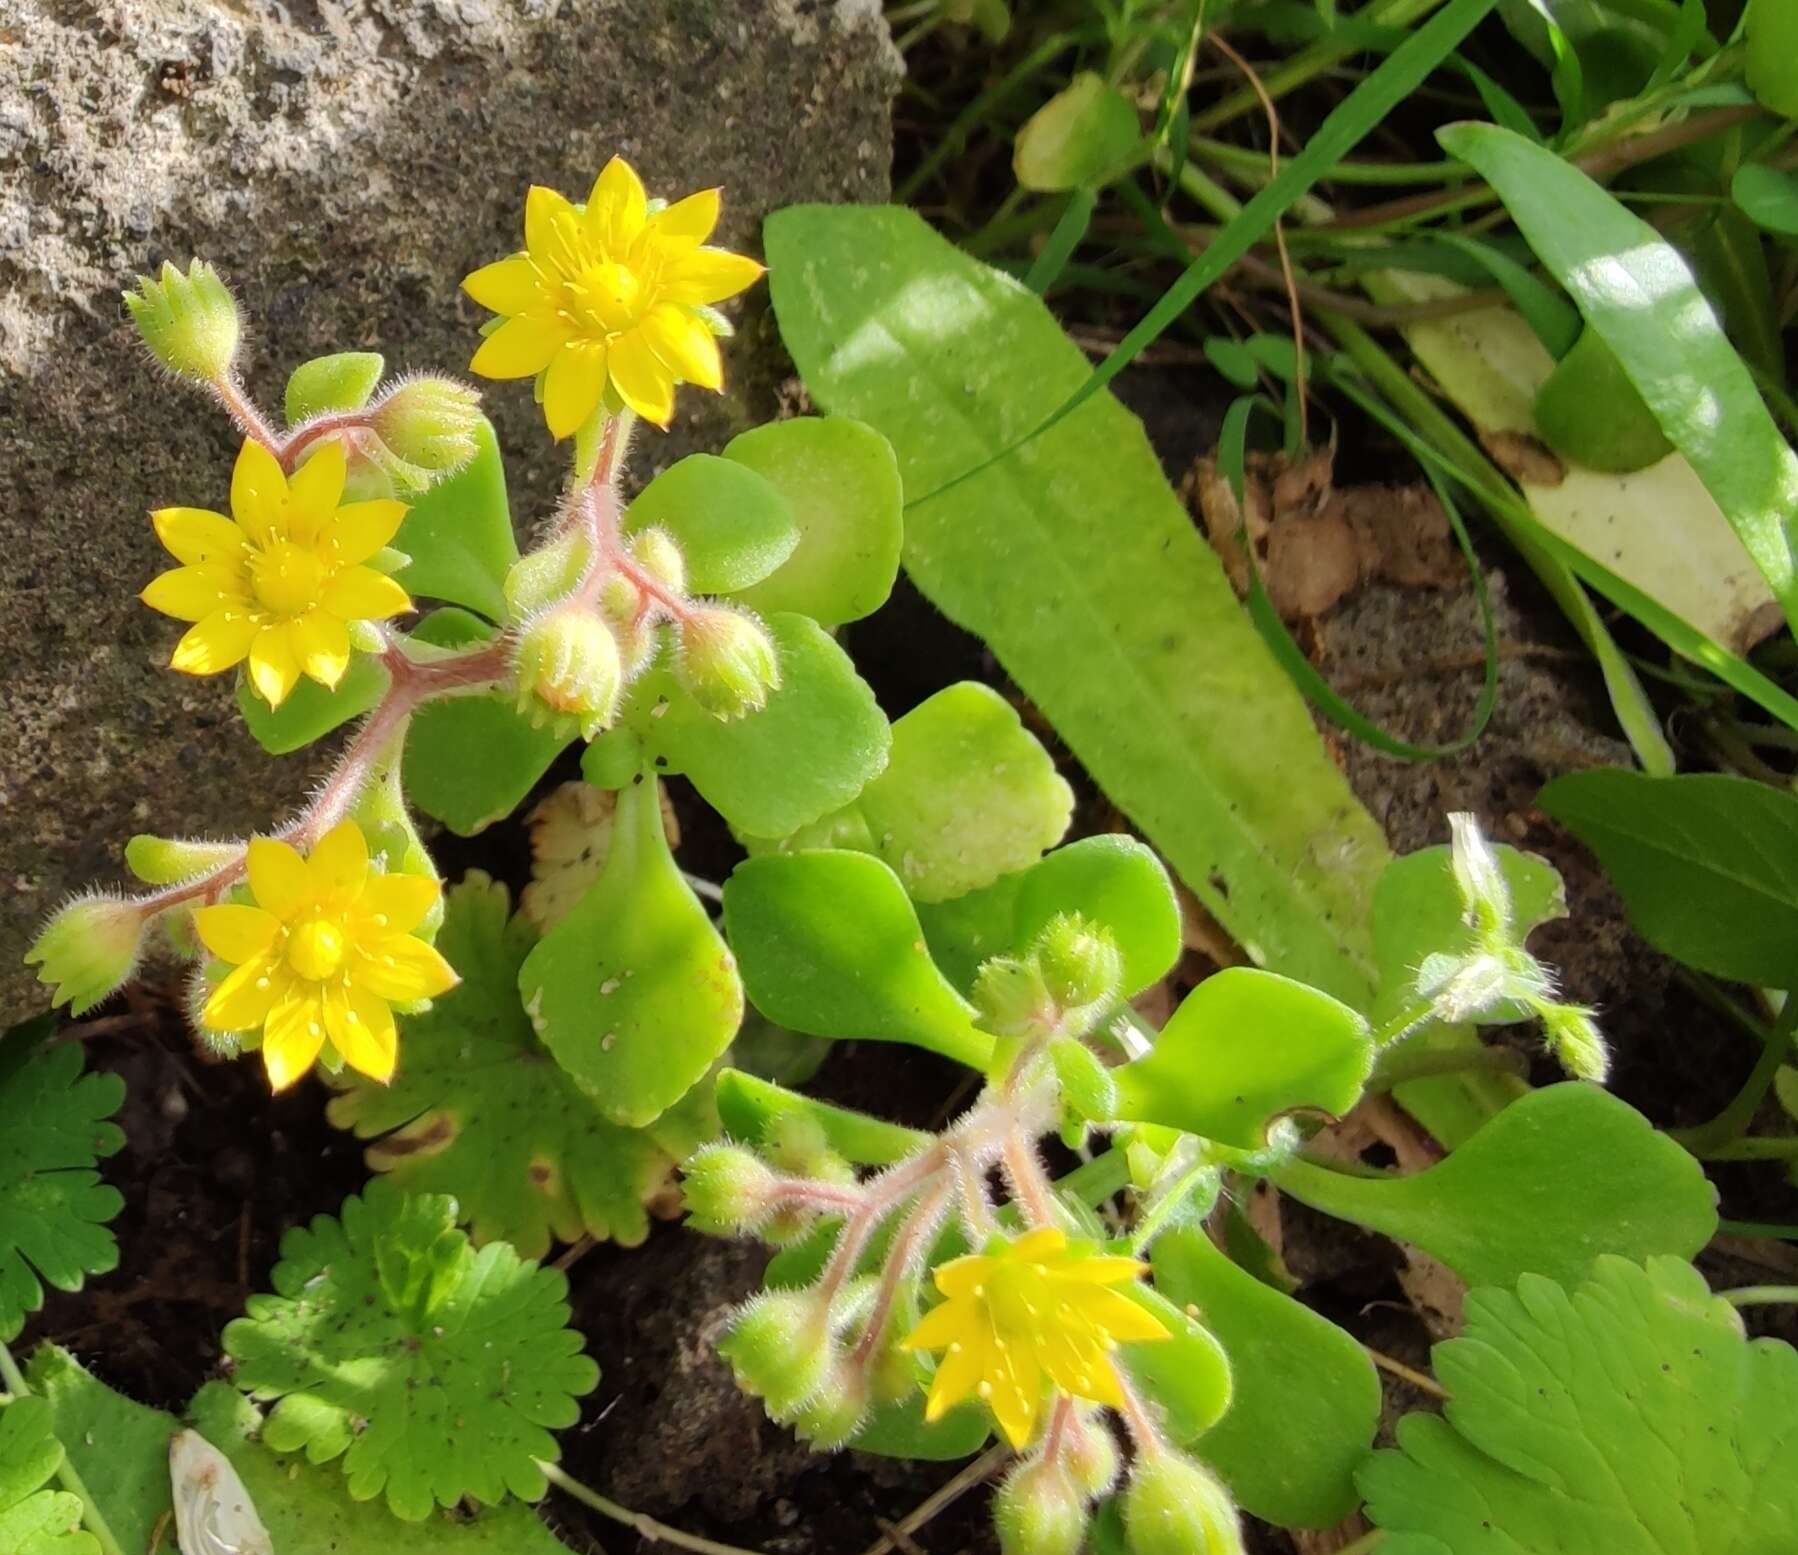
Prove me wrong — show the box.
[221,1182,598,1521]
[328,873,694,1259]
[0,1396,93,1555]
[1361,1256,1798,1553]
[0,1024,125,1342]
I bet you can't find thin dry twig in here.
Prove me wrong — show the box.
[858,1445,1011,1555]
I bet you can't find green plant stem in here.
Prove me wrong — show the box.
[1693,1136,1798,1162]
[1191,135,1469,187]
[1723,1286,1798,1307]
[1335,1530,1387,1555]
[1674,993,1798,1153]
[1720,1219,1798,1239]
[0,1341,127,1555]
[538,1460,764,1555]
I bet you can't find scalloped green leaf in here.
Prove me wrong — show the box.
[1112,969,1373,1149]
[221,1181,598,1522]
[284,351,385,424]
[392,418,518,622]
[623,453,798,596]
[0,1026,125,1342]
[714,1068,929,1166]
[1275,1084,1717,1289]
[237,652,388,755]
[518,778,742,1128]
[640,613,890,838]
[0,1396,93,1555]
[328,874,696,1259]
[725,416,904,625]
[1361,1256,1798,1554]
[723,851,993,1069]
[1151,1229,1378,1528]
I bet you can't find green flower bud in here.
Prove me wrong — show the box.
[511,606,623,738]
[1061,1409,1120,1498]
[123,833,242,887]
[1049,1037,1117,1123]
[682,1143,779,1235]
[504,531,591,620]
[790,1352,870,1450]
[718,1288,833,1420]
[1036,913,1124,1012]
[122,259,240,382]
[973,955,1055,1039]
[1123,1452,1243,1555]
[673,605,781,720]
[370,376,482,479]
[994,1456,1088,1555]
[26,893,149,1015]
[1539,1000,1609,1084]
[1447,812,1511,945]
[629,527,688,595]
[764,1113,857,1188]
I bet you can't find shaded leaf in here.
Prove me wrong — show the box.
[0,1395,92,1555]
[237,653,388,755]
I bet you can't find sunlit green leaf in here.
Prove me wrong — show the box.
[1118,1283,1232,1447]
[392,418,518,622]
[284,352,384,424]
[623,453,799,596]
[237,654,388,755]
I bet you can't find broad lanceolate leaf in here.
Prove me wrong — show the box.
[0,1028,125,1341]
[623,454,799,596]
[1361,1256,1798,1554]
[0,1396,93,1555]
[392,417,518,622]
[1112,969,1374,1149]
[726,417,904,624]
[1540,769,1798,986]
[519,778,742,1128]
[1275,1084,1717,1289]
[222,1182,598,1522]
[1152,1229,1378,1529]
[767,204,1391,1008]
[723,851,993,1069]
[329,874,695,1258]
[1439,122,1798,637]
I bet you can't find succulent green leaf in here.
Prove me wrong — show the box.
[1539,769,1798,986]
[1112,970,1373,1149]
[284,352,385,424]
[1013,72,1142,192]
[641,613,890,838]
[237,652,388,754]
[221,1181,598,1521]
[1275,1084,1717,1289]
[622,453,800,595]
[402,610,571,835]
[0,1395,92,1555]
[714,1068,930,1166]
[1361,1255,1798,1554]
[328,874,690,1259]
[723,851,993,1069]
[1151,1229,1378,1528]
[766,203,1390,1010]
[850,1393,993,1461]
[0,1025,125,1342]
[392,418,519,621]
[1117,1284,1232,1446]
[519,779,742,1128]
[725,416,904,624]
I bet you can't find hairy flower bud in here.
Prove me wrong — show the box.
[1123,1452,1243,1555]
[994,1456,1088,1555]
[1036,913,1124,1013]
[629,527,688,596]
[512,606,623,738]
[26,893,150,1015]
[1539,1001,1609,1084]
[124,833,243,887]
[973,955,1055,1039]
[505,532,592,620]
[123,259,240,382]
[369,376,482,480]
[682,1143,779,1235]
[790,1351,870,1450]
[1447,811,1511,944]
[1060,1408,1120,1498]
[673,605,781,720]
[719,1288,833,1420]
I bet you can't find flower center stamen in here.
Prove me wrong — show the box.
[286,915,348,982]
[250,540,328,618]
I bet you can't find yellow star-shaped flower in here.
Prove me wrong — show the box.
[462,157,764,436]
[142,438,412,709]
[193,821,457,1091]
[902,1227,1170,1448]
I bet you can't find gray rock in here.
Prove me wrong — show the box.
[0,0,899,1018]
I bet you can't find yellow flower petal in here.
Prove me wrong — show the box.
[646,188,720,246]
[607,330,677,425]
[324,499,409,566]
[322,564,412,622]
[986,1340,1044,1448]
[142,565,239,623]
[151,506,246,566]
[542,341,608,440]
[902,1298,968,1354]
[1064,1284,1171,1345]
[462,254,542,315]
[469,313,571,379]
[933,1253,997,1300]
[325,981,397,1084]
[1056,1254,1152,1285]
[201,952,285,1031]
[640,304,722,390]
[586,156,649,249]
[262,988,327,1091]
[664,246,765,306]
[358,873,440,936]
[287,438,348,530]
[923,1331,985,1421]
[307,820,368,901]
[1011,1227,1068,1263]
[229,438,289,544]
[247,836,311,920]
[354,931,458,1002]
[170,610,257,675]
[293,609,351,689]
[247,623,302,708]
[524,183,581,264]
[193,903,282,965]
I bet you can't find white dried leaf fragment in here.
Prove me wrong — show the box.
[170,1429,274,1555]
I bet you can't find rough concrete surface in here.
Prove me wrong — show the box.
[0,0,899,1017]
